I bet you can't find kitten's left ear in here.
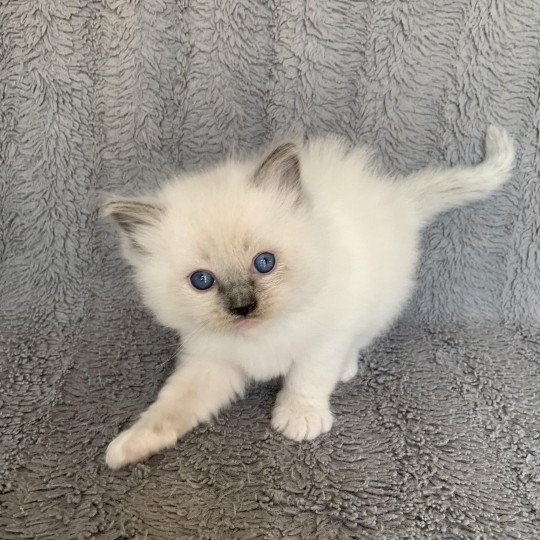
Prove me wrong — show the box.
[252,142,303,200]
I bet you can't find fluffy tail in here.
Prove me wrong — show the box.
[401,125,515,223]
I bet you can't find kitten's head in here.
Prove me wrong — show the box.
[105,142,324,334]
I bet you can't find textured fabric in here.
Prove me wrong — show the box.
[1,1,539,537]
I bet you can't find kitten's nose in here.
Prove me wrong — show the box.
[230,301,257,317]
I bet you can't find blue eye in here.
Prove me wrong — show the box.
[190,270,215,291]
[253,252,276,274]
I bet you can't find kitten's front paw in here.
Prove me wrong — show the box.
[105,423,178,469]
[271,398,333,441]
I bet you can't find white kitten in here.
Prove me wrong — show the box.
[104,126,514,469]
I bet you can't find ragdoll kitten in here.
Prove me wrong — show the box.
[104,126,514,469]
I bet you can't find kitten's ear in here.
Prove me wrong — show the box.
[253,142,303,200]
[103,196,163,254]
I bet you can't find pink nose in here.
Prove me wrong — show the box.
[230,301,257,317]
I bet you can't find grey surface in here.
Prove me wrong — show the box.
[0,1,539,538]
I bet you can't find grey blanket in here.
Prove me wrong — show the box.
[1,1,539,538]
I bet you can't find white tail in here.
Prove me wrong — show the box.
[401,125,515,223]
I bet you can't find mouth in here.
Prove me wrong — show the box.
[235,317,260,331]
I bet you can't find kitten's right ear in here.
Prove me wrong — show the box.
[103,197,163,254]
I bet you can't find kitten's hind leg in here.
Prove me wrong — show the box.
[340,352,359,383]
[105,359,245,469]
[340,335,371,382]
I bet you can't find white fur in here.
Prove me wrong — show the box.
[105,126,514,468]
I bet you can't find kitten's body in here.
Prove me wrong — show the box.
[182,141,419,379]
[104,127,514,469]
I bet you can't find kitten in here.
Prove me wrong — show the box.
[104,126,514,469]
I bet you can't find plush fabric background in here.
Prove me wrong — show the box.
[1,1,539,538]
